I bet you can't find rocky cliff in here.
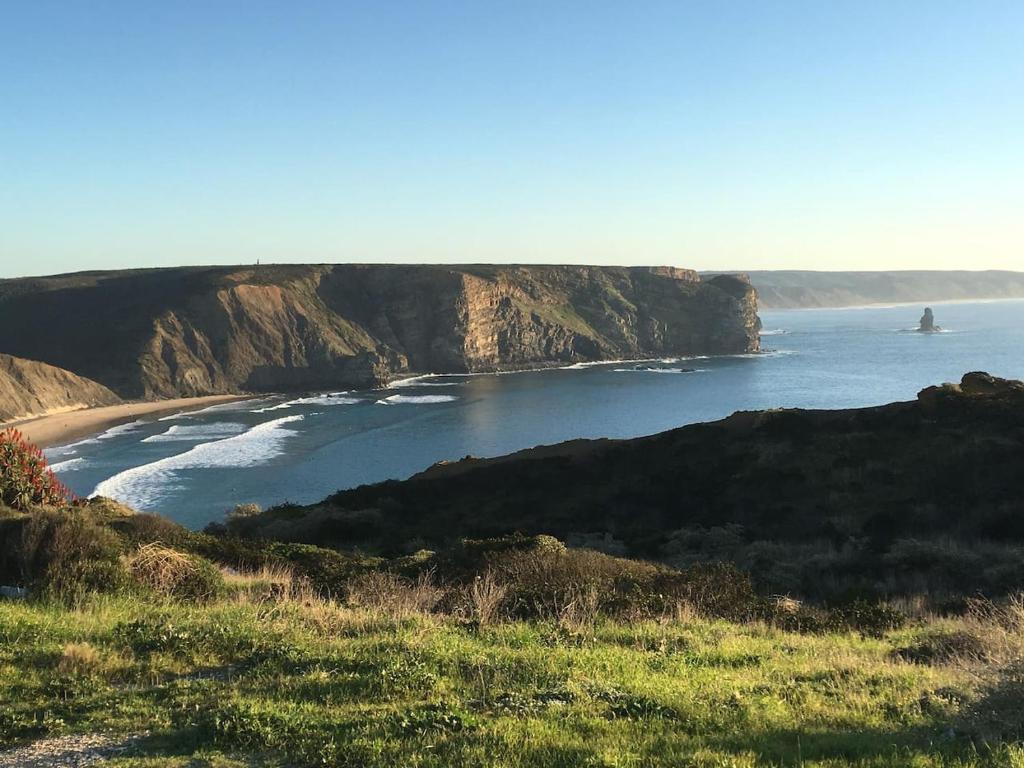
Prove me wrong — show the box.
[0,265,760,399]
[0,353,121,422]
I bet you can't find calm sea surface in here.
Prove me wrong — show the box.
[47,299,1024,528]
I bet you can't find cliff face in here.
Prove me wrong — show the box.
[0,265,759,399]
[0,353,121,422]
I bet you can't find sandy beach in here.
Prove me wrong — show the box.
[5,395,251,448]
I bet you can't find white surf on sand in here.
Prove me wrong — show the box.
[91,415,304,510]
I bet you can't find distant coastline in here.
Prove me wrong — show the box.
[718,269,1024,309]
[766,295,1024,313]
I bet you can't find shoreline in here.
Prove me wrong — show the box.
[6,395,253,449]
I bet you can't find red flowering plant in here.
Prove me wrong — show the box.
[0,428,74,510]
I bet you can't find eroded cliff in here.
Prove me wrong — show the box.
[0,265,759,399]
[0,353,121,422]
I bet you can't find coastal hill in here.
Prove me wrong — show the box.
[231,372,1024,600]
[0,265,759,400]
[0,353,120,422]
[739,269,1024,309]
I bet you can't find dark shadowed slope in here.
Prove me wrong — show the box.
[231,373,1024,599]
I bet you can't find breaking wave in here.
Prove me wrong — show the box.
[91,415,304,510]
[141,422,248,443]
[48,457,87,473]
[389,375,464,388]
[252,393,360,413]
[376,394,458,405]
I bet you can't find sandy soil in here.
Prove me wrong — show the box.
[5,395,251,448]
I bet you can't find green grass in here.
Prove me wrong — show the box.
[1,593,1020,767]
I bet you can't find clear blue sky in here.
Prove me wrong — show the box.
[2,1,1022,277]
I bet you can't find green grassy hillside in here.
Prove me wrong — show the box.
[0,498,1022,766]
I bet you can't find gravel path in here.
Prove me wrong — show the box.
[0,733,143,767]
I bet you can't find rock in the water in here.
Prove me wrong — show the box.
[918,307,940,333]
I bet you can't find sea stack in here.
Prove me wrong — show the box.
[918,307,940,333]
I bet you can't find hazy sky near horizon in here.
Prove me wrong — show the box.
[2,1,1022,278]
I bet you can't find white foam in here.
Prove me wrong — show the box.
[49,457,87,473]
[390,375,463,389]
[91,415,304,510]
[760,329,788,336]
[612,367,704,374]
[375,394,458,405]
[251,392,360,412]
[141,422,248,443]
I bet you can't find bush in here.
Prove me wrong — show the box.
[124,543,226,603]
[893,629,989,665]
[0,429,71,510]
[18,508,129,599]
[769,600,906,638]
[111,512,191,548]
[438,536,762,622]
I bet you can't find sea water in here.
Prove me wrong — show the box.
[47,299,1024,528]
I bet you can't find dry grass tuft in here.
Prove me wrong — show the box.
[557,583,600,634]
[467,571,507,626]
[56,642,104,677]
[345,570,443,619]
[124,542,224,602]
[223,563,305,602]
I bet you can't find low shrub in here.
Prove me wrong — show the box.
[110,511,191,548]
[124,543,226,603]
[435,536,763,622]
[893,629,989,665]
[18,507,129,599]
[769,600,906,638]
[959,663,1024,746]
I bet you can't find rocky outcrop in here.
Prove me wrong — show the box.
[0,354,121,422]
[918,307,939,332]
[0,265,760,399]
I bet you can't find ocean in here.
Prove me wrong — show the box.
[47,299,1024,529]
